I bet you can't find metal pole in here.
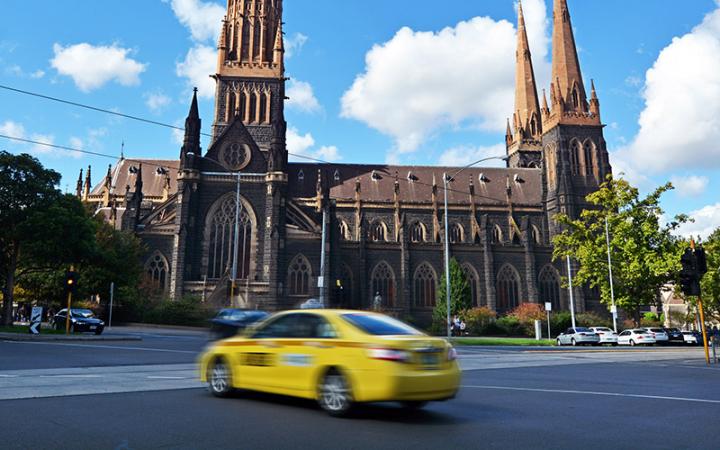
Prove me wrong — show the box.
[319,208,327,307]
[605,217,618,333]
[443,173,452,339]
[65,264,74,334]
[698,295,711,365]
[567,255,576,329]
[231,174,240,304]
[108,282,114,328]
[547,310,551,340]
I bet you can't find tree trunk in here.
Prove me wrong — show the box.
[1,244,18,326]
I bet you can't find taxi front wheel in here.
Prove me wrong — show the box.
[318,370,353,417]
[208,358,233,398]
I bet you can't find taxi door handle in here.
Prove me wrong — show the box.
[305,341,333,349]
[262,341,280,348]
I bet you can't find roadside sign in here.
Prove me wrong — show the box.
[29,306,43,335]
[317,276,325,288]
[545,302,552,311]
[610,305,617,314]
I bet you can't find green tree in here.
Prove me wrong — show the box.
[433,258,471,331]
[552,177,687,326]
[696,228,720,321]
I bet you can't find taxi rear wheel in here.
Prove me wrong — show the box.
[208,358,233,397]
[401,401,428,411]
[318,370,353,417]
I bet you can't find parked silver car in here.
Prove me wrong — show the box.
[642,327,669,345]
[589,327,618,345]
[556,327,600,346]
[618,329,656,346]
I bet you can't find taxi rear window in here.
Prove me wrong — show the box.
[341,314,422,336]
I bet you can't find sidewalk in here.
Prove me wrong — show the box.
[106,323,209,337]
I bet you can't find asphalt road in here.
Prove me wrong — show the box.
[2,328,719,449]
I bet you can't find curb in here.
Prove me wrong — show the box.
[120,322,207,332]
[0,333,142,342]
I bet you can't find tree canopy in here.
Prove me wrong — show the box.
[433,258,472,330]
[552,177,687,325]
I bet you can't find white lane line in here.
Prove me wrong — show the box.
[0,375,18,378]
[3,340,197,354]
[462,385,720,404]
[146,376,187,380]
[38,375,102,378]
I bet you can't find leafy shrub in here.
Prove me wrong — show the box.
[622,319,636,330]
[143,296,213,327]
[462,307,497,335]
[576,312,611,328]
[550,311,573,337]
[496,316,523,336]
[508,303,546,336]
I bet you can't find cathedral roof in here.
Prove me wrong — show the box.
[90,159,179,199]
[287,163,542,206]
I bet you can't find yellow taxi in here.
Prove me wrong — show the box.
[199,309,460,416]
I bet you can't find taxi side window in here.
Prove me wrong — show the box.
[252,315,299,339]
[294,314,337,339]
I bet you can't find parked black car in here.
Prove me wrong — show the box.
[664,328,685,345]
[209,309,269,339]
[52,308,105,335]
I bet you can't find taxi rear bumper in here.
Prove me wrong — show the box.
[350,363,461,402]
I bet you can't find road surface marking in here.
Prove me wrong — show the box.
[4,340,197,354]
[147,376,187,379]
[38,375,102,378]
[0,375,18,378]
[462,385,720,404]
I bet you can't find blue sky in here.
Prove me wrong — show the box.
[1,0,719,237]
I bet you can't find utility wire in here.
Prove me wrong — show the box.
[0,84,515,204]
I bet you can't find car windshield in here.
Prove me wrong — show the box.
[341,313,422,336]
[71,309,94,318]
[650,328,664,332]
[225,311,266,321]
[574,327,591,332]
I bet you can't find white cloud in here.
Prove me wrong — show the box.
[28,133,55,155]
[438,143,507,166]
[677,203,720,239]
[285,33,308,58]
[670,175,709,197]
[623,6,720,172]
[0,120,26,139]
[341,0,549,154]
[145,92,172,112]
[286,79,321,113]
[164,0,224,43]
[50,43,146,92]
[69,137,84,149]
[176,44,216,99]
[287,127,341,162]
[30,69,45,79]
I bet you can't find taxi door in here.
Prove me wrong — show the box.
[235,314,297,389]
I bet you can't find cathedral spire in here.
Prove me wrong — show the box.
[83,165,91,200]
[76,168,83,198]
[181,88,201,166]
[514,0,542,140]
[550,0,587,113]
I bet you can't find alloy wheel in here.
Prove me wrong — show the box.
[209,360,232,397]
[319,372,352,416]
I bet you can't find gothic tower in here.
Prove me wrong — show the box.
[542,0,611,232]
[211,0,286,156]
[507,1,543,169]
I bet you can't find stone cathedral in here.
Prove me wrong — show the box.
[79,0,612,324]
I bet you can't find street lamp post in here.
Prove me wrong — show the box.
[443,156,508,339]
[605,217,618,332]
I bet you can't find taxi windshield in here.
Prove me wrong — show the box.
[341,313,422,336]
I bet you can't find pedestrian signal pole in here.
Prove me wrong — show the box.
[680,241,710,364]
[64,267,78,334]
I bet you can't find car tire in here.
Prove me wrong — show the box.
[208,358,233,398]
[318,369,353,417]
[401,401,428,411]
[629,339,636,347]
[94,328,103,335]
[612,343,618,347]
[556,338,562,346]
[571,338,577,346]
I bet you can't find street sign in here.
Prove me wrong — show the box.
[610,305,617,314]
[29,306,42,335]
[317,276,325,288]
[545,302,552,311]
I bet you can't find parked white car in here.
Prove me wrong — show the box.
[618,329,656,346]
[589,327,618,346]
[681,331,700,345]
[556,327,600,346]
[642,327,669,345]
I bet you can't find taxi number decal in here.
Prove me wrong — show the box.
[241,352,273,367]
[283,354,312,367]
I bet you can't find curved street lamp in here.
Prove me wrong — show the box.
[443,155,509,339]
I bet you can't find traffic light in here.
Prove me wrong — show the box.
[65,271,78,293]
[679,248,701,296]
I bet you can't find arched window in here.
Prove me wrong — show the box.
[288,255,312,296]
[409,222,425,243]
[207,194,253,280]
[239,91,248,122]
[496,265,521,314]
[145,252,169,293]
[369,221,387,242]
[570,140,581,175]
[511,230,522,246]
[338,221,351,241]
[259,92,268,123]
[413,263,437,308]
[462,263,481,307]
[530,114,537,137]
[538,266,561,311]
[249,92,257,123]
[572,87,580,108]
[450,223,463,244]
[545,145,556,189]
[492,225,503,244]
[226,92,236,122]
[583,140,595,177]
[371,262,395,307]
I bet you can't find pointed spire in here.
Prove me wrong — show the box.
[217,15,228,72]
[551,0,587,113]
[135,163,143,193]
[273,17,284,68]
[506,118,513,143]
[589,79,601,118]
[83,165,91,200]
[105,164,112,189]
[181,88,202,166]
[120,140,125,160]
[76,168,83,198]
[513,0,542,141]
[541,89,550,115]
